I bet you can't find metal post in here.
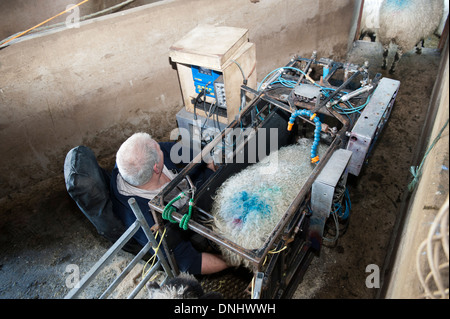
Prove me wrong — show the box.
[127,260,161,299]
[99,241,153,299]
[127,198,174,279]
[64,220,141,299]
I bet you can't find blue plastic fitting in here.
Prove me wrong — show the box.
[288,109,322,162]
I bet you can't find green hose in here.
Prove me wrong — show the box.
[162,192,194,230]
[180,199,194,230]
[162,193,184,223]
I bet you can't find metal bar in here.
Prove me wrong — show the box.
[280,242,314,299]
[297,51,317,85]
[260,95,293,114]
[149,206,180,276]
[64,220,141,299]
[128,198,174,279]
[252,272,265,299]
[66,197,176,299]
[99,241,153,299]
[148,203,261,265]
[127,260,162,299]
[314,70,361,113]
[194,206,214,220]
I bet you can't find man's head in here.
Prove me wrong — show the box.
[116,132,161,187]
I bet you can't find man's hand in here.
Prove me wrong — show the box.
[206,161,218,172]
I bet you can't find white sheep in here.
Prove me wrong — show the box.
[359,0,384,42]
[359,0,445,73]
[211,139,327,269]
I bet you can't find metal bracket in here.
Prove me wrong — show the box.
[309,149,352,250]
[346,77,400,175]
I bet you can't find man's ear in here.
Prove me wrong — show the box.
[153,163,160,174]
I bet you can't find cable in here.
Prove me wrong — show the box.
[323,210,340,244]
[323,187,351,244]
[0,0,91,47]
[230,59,247,85]
[257,66,308,91]
[416,196,449,299]
[1,0,136,48]
[161,192,194,230]
[162,193,185,223]
[142,228,167,280]
[258,65,371,119]
[409,119,449,192]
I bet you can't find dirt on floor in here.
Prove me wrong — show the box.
[0,38,444,299]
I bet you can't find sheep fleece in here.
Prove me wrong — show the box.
[211,140,326,268]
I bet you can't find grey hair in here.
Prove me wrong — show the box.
[116,132,160,186]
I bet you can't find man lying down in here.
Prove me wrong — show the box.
[110,132,229,275]
[111,133,325,274]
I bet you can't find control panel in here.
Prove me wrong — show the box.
[191,65,227,109]
[191,65,220,98]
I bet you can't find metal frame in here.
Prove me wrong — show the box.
[64,198,174,299]
[148,76,351,299]
[311,149,353,239]
[146,54,400,299]
[149,100,348,265]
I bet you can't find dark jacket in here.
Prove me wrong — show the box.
[109,142,212,274]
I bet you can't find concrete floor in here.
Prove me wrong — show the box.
[0,39,445,299]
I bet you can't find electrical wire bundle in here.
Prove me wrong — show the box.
[323,187,352,246]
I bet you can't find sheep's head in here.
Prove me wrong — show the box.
[147,273,222,299]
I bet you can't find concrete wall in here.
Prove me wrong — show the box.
[0,0,357,199]
[0,0,160,40]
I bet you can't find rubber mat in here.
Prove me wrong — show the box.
[198,267,253,299]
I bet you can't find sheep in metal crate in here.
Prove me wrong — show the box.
[211,139,326,269]
[360,0,445,73]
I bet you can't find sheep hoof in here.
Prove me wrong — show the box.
[389,68,396,74]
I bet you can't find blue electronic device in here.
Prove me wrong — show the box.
[191,65,221,98]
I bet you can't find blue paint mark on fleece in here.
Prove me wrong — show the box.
[229,191,272,225]
[385,0,411,9]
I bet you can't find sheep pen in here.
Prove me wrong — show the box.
[210,139,327,269]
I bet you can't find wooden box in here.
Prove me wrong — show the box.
[169,25,257,124]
